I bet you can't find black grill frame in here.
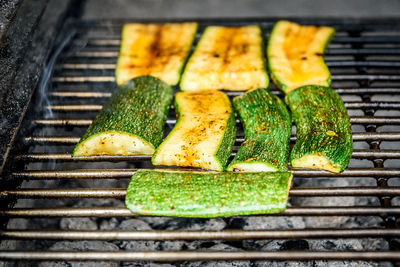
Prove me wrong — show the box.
[1,17,400,263]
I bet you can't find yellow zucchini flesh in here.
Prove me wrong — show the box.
[180,25,269,91]
[152,90,236,171]
[267,20,335,94]
[116,22,198,86]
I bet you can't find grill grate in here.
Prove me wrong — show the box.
[1,18,400,263]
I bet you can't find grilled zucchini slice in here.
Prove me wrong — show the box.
[72,76,173,157]
[267,20,335,94]
[126,169,293,217]
[227,88,291,172]
[285,85,353,173]
[152,90,236,171]
[116,22,198,86]
[180,25,269,91]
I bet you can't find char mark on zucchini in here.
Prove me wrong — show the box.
[152,90,236,171]
[227,88,292,172]
[116,22,198,86]
[72,76,173,157]
[180,25,269,91]
[267,20,335,94]
[285,85,353,173]
[125,169,293,217]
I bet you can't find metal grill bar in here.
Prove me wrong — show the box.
[3,18,400,263]
[42,102,400,111]
[85,36,400,46]
[1,229,399,240]
[2,207,400,217]
[11,168,400,179]
[22,132,400,145]
[2,187,400,198]
[12,169,137,179]
[326,48,400,55]
[70,48,400,58]
[31,117,400,126]
[51,75,400,83]
[61,63,116,69]
[47,88,400,98]
[33,119,93,126]
[59,62,400,70]
[48,92,112,98]
[327,61,400,67]
[1,251,399,261]
[13,150,400,162]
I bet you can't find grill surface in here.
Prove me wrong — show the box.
[1,18,400,264]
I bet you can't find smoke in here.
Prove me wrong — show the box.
[37,30,77,119]
[33,30,77,172]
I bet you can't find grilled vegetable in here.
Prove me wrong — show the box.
[116,22,198,86]
[227,88,291,172]
[152,90,236,171]
[267,20,335,94]
[125,169,293,217]
[72,76,173,157]
[180,25,269,91]
[285,85,352,173]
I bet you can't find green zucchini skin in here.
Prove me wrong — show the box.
[72,76,173,156]
[215,113,237,169]
[285,85,353,173]
[227,88,291,172]
[125,169,293,217]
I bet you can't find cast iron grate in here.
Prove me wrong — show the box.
[0,18,400,264]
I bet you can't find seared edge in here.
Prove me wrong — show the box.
[116,22,198,86]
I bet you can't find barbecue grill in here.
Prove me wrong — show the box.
[0,0,400,265]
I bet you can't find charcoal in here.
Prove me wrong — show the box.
[117,219,160,251]
[392,196,400,206]
[122,263,175,267]
[39,241,119,267]
[242,216,306,253]
[119,239,160,251]
[309,238,389,251]
[253,261,311,267]
[159,240,186,251]
[312,261,378,267]
[157,218,227,231]
[280,240,310,250]
[242,216,305,230]
[60,217,98,230]
[118,219,153,231]
[342,216,384,229]
[227,218,247,229]
[57,199,122,231]
[99,217,120,230]
[309,239,362,251]
[308,239,386,267]
[180,243,251,267]
[75,198,124,207]
[291,178,355,228]
[5,218,28,230]
[141,217,174,229]
[186,240,223,250]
